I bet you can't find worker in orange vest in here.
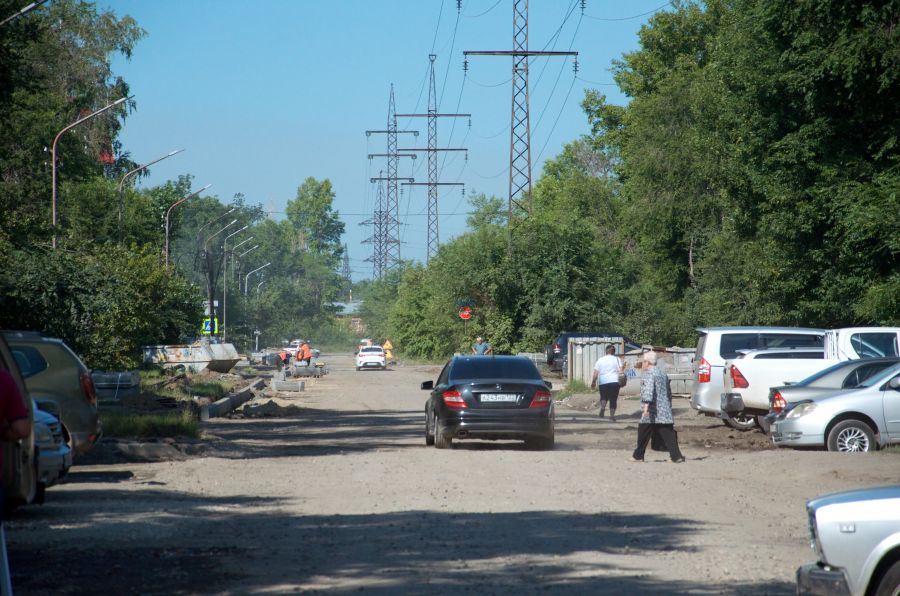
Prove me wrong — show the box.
[299,341,313,366]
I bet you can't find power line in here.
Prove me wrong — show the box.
[583,1,673,21]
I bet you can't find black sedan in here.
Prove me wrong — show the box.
[421,355,554,450]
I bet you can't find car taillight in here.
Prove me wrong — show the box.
[80,372,97,406]
[697,357,711,383]
[772,391,786,413]
[730,365,749,389]
[442,389,467,408]
[553,343,561,354]
[530,389,552,408]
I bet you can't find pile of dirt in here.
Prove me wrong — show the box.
[238,399,305,418]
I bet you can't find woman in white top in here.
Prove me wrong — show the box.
[589,344,624,421]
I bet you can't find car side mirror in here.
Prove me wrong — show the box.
[545,381,553,389]
[889,377,900,390]
[421,380,434,390]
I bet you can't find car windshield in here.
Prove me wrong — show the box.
[450,358,541,381]
[858,362,900,388]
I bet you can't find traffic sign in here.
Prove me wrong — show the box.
[458,307,472,320]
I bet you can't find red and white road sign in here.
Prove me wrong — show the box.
[458,307,472,320]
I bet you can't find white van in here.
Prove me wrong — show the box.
[690,327,825,423]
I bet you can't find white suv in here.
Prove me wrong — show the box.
[690,326,825,427]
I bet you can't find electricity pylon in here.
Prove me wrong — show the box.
[465,0,577,227]
[366,84,417,273]
[396,54,470,263]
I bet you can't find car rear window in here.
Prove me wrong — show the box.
[718,332,823,360]
[753,351,823,359]
[360,347,383,354]
[451,358,541,380]
[759,333,823,349]
[10,346,48,378]
[719,334,759,359]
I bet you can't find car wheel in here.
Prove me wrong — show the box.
[722,412,758,431]
[425,409,435,446]
[827,419,876,452]
[381,364,387,370]
[873,559,900,596]
[356,366,361,371]
[434,417,451,449]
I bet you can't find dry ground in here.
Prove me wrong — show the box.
[7,353,896,595]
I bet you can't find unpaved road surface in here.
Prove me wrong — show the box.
[8,353,897,594]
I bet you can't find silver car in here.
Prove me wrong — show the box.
[760,357,900,432]
[798,485,900,595]
[771,362,900,452]
[33,407,72,502]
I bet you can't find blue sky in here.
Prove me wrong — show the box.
[105,0,668,279]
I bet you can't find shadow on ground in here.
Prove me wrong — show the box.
[7,481,793,595]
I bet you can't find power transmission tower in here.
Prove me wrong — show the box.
[366,84,417,273]
[341,243,351,280]
[464,0,577,227]
[396,54,470,263]
[361,175,386,279]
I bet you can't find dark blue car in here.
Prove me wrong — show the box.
[421,355,554,450]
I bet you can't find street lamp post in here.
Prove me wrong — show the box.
[245,262,271,296]
[202,219,238,327]
[236,244,259,291]
[164,184,212,270]
[0,0,49,27]
[51,95,130,248]
[222,225,248,341]
[117,149,183,243]
[230,236,253,282]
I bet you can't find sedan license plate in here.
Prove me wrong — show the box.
[480,393,519,403]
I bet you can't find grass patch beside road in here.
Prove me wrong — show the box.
[553,379,592,400]
[101,410,199,439]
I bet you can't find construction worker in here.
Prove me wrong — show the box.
[299,341,312,366]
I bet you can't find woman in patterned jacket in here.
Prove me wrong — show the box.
[631,350,685,463]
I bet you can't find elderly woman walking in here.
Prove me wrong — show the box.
[631,351,685,463]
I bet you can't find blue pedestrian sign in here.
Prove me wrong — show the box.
[201,317,218,335]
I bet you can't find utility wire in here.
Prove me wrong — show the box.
[584,1,673,21]
[462,0,502,18]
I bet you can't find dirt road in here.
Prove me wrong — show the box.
[9,353,897,594]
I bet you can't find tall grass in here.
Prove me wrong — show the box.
[102,410,199,439]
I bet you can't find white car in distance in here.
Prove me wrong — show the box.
[356,346,386,371]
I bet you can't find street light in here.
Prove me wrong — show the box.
[164,184,211,270]
[236,244,259,291]
[230,235,253,282]
[245,262,271,296]
[198,207,236,236]
[222,225,248,341]
[118,149,184,243]
[51,95,130,248]
[202,218,238,326]
[0,0,49,27]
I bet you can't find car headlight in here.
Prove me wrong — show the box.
[786,402,817,419]
[33,423,53,446]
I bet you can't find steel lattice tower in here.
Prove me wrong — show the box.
[367,85,417,276]
[465,0,577,226]
[361,176,386,279]
[396,55,469,263]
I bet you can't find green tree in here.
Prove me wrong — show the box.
[285,177,346,266]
